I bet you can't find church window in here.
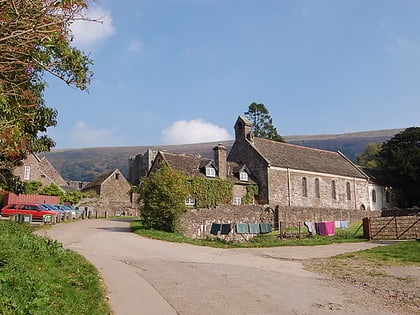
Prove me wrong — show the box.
[315,178,320,198]
[302,177,308,197]
[372,189,377,203]
[331,180,337,200]
[346,182,351,200]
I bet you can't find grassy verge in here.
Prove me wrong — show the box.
[131,219,366,248]
[0,221,111,315]
[304,240,420,313]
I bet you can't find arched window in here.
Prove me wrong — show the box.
[302,177,308,197]
[315,178,320,198]
[346,182,351,200]
[331,180,336,200]
[386,190,390,203]
[372,189,377,203]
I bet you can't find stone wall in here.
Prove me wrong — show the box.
[179,204,382,240]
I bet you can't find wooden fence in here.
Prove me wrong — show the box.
[363,216,419,240]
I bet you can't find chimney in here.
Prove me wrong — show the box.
[213,143,227,179]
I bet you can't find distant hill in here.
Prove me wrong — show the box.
[41,128,404,182]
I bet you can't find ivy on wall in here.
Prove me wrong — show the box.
[242,184,259,205]
[187,176,234,208]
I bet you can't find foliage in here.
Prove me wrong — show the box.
[138,166,189,232]
[187,176,233,208]
[356,142,382,168]
[24,180,43,194]
[377,127,420,207]
[242,185,258,205]
[0,221,110,314]
[244,102,284,142]
[40,183,63,196]
[0,0,93,193]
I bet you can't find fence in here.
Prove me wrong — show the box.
[363,216,419,240]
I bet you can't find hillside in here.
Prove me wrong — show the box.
[41,128,404,182]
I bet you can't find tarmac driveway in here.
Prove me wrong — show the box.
[38,219,393,315]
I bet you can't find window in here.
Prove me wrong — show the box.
[372,189,377,203]
[23,166,31,180]
[331,180,337,200]
[239,171,248,181]
[302,177,307,197]
[206,167,216,178]
[386,190,390,203]
[115,173,120,180]
[346,182,351,200]
[314,178,320,198]
[185,197,195,206]
[233,197,241,206]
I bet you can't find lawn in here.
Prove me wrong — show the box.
[0,221,111,315]
[131,219,366,248]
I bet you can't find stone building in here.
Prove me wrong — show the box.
[228,116,393,211]
[128,149,158,185]
[148,144,257,206]
[81,169,132,215]
[13,152,68,189]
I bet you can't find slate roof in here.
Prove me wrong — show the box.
[252,137,367,179]
[160,152,206,177]
[82,170,115,190]
[159,152,256,184]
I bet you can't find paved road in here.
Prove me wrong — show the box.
[38,219,392,315]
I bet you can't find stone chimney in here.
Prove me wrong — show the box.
[213,143,227,179]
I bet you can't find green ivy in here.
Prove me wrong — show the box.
[242,185,258,205]
[187,176,233,208]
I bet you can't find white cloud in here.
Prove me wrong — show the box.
[70,6,115,49]
[161,119,232,145]
[69,121,123,147]
[128,39,142,53]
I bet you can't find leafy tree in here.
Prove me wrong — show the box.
[377,127,420,207]
[357,143,382,168]
[244,102,285,142]
[0,0,93,192]
[138,166,189,232]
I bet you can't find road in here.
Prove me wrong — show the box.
[38,219,394,315]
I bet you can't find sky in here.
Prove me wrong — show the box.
[43,0,420,148]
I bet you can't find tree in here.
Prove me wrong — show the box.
[138,166,189,232]
[356,143,382,168]
[244,102,284,142]
[377,127,420,207]
[0,0,93,193]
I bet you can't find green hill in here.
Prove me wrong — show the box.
[41,128,404,182]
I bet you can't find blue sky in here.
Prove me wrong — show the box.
[44,0,420,148]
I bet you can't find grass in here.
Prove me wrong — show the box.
[335,240,420,264]
[0,221,111,315]
[131,219,367,248]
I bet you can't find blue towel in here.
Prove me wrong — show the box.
[260,223,272,234]
[248,223,260,234]
[236,223,249,234]
[340,221,349,229]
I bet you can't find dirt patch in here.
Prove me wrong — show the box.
[304,257,420,314]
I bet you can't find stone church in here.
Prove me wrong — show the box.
[228,116,392,211]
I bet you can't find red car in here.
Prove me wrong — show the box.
[0,203,58,220]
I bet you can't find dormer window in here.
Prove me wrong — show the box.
[206,167,216,178]
[239,171,248,182]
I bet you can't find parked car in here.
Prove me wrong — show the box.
[54,204,83,219]
[0,203,58,220]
